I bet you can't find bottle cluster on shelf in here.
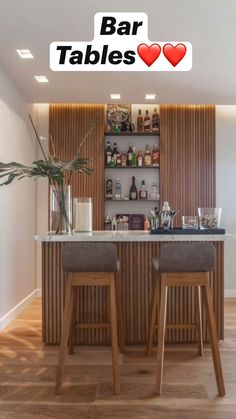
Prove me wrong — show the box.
[137,108,160,133]
[105,141,160,167]
[105,176,160,201]
[104,210,159,231]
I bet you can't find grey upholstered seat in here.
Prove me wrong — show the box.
[153,243,215,273]
[62,243,119,272]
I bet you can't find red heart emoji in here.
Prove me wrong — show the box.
[163,43,187,67]
[137,43,161,67]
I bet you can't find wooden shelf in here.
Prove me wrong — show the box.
[105,132,160,136]
[105,165,160,169]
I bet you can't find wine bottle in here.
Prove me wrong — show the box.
[152,144,159,166]
[152,108,160,132]
[139,180,148,200]
[137,151,143,167]
[129,176,138,200]
[144,110,151,132]
[131,146,137,167]
[105,179,113,200]
[144,144,152,166]
[105,141,112,166]
[112,142,119,166]
[121,150,127,166]
[137,109,143,132]
[127,144,133,166]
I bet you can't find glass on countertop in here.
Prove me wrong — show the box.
[198,208,222,229]
[182,216,198,229]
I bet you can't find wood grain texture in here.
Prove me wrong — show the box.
[43,104,224,345]
[0,298,236,417]
[160,104,215,225]
[49,103,105,230]
[42,241,223,344]
[159,105,223,343]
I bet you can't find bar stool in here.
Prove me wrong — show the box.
[146,242,225,396]
[55,243,124,395]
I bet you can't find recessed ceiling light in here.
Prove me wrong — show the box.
[145,94,156,100]
[110,94,121,100]
[34,75,49,83]
[16,49,34,59]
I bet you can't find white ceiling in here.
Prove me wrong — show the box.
[0,0,236,104]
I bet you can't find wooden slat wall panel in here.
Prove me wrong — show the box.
[49,104,105,229]
[159,104,223,342]
[160,105,215,226]
[42,241,223,344]
[42,103,224,345]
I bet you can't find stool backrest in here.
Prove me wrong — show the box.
[159,242,215,272]
[62,243,118,272]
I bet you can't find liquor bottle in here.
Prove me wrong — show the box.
[152,144,159,166]
[139,180,148,200]
[104,215,112,230]
[105,141,112,166]
[121,150,127,166]
[129,176,138,200]
[137,109,143,132]
[116,152,122,166]
[144,144,152,166]
[113,178,122,200]
[112,216,118,231]
[105,179,113,200]
[127,144,133,166]
[137,151,143,167]
[144,110,151,132]
[152,108,160,132]
[131,146,137,167]
[112,142,119,166]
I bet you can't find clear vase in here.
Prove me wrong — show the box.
[50,184,72,234]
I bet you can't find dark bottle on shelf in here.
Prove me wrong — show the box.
[112,142,119,165]
[152,143,159,166]
[127,144,133,166]
[139,180,148,200]
[137,109,144,132]
[152,108,160,132]
[105,141,112,166]
[105,179,113,200]
[129,176,138,200]
[144,110,151,132]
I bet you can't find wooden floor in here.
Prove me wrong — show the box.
[0,299,236,418]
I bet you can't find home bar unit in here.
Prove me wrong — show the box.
[38,103,225,345]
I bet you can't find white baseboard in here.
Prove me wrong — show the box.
[225,289,236,298]
[0,288,41,331]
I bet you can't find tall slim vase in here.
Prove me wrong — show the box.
[50,184,72,234]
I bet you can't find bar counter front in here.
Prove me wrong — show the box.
[35,231,233,345]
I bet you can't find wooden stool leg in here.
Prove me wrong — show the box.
[55,277,75,395]
[68,292,77,355]
[109,274,120,395]
[146,271,159,356]
[195,285,203,356]
[202,275,225,397]
[115,272,125,354]
[156,276,168,395]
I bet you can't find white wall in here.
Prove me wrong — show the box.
[216,106,236,296]
[33,104,49,290]
[0,66,37,327]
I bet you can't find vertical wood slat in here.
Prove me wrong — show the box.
[42,103,224,345]
[160,105,223,342]
[49,104,105,230]
[42,240,223,344]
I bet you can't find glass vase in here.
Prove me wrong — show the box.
[50,184,72,234]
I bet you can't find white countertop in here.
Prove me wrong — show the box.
[34,230,235,242]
